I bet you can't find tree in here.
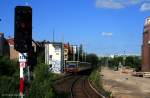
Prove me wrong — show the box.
[27,63,55,98]
[86,53,99,68]
[68,43,73,61]
[79,44,83,61]
[125,56,141,70]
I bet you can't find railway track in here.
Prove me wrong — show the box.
[53,75,79,93]
[70,76,102,98]
[53,74,105,98]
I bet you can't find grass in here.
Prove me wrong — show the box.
[89,68,111,97]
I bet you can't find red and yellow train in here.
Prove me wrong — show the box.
[64,61,91,73]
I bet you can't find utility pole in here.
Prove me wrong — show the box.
[72,45,76,61]
[82,52,84,62]
[53,28,55,42]
[62,32,64,44]
[77,46,80,61]
[61,32,64,71]
[84,52,86,62]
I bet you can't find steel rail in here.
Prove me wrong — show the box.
[88,79,106,98]
[70,76,81,98]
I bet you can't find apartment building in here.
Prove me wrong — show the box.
[142,17,150,71]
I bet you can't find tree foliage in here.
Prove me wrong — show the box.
[0,56,18,76]
[0,56,19,97]
[79,44,83,61]
[100,56,141,70]
[27,63,55,98]
[86,53,99,68]
[0,56,56,98]
[125,56,141,70]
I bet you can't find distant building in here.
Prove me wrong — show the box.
[45,42,64,73]
[6,38,19,60]
[141,17,150,72]
[1,35,39,61]
[64,44,69,61]
[35,40,47,56]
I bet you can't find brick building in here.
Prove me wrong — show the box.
[6,38,19,60]
[0,32,39,60]
[141,17,150,72]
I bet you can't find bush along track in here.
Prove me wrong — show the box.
[89,69,111,98]
[0,55,63,98]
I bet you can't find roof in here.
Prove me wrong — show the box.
[0,32,4,35]
[64,44,69,48]
[7,38,14,45]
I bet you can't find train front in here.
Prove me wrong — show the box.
[64,61,78,73]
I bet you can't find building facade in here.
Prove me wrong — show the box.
[45,42,64,73]
[64,44,69,61]
[6,38,19,60]
[142,17,150,72]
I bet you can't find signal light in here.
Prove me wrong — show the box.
[14,6,32,53]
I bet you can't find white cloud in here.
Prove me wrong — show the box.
[96,0,124,9]
[140,3,150,11]
[95,0,141,9]
[101,32,113,36]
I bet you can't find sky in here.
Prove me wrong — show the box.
[0,0,150,55]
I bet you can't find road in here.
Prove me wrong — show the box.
[101,67,150,98]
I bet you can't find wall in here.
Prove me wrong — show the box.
[45,43,63,73]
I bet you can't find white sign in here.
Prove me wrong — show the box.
[19,53,27,62]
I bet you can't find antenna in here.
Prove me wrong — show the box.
[53,28,55,42]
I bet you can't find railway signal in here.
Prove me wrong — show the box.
[14,6,32,53]
[14,6,32,98]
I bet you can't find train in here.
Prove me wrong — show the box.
[64,61,91,73]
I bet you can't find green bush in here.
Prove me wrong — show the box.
[0,56,59,98]
[0,56,18,76]
[0,56,19,98]
[89,69,102,89]
[26,63,55,98]
[0,75,19,98]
